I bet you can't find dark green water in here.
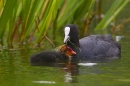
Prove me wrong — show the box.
[0,28,130,86]
[1,2,130,86]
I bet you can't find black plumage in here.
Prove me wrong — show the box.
[64,24,121,60]
[30,51,68,65]
[30,45,77,65]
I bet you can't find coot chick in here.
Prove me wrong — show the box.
[64,24,121,60]
[30,45,76,65]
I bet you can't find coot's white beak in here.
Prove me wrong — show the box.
[64,35,70,43]
[64,27,70,43]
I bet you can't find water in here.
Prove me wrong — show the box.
[1,3,130,86]
[0,29,130,86]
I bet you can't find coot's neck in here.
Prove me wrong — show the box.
[67,39,80,53]
[65,24,80,53]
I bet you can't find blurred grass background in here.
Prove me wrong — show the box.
[0,0,129,49]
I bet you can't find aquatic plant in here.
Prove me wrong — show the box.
[0,0,128,49]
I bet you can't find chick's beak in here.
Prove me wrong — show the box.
[70,50,76,55]
[67,49,76,57]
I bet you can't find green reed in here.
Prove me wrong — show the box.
[0,0,128,49]
[95,0,129,30]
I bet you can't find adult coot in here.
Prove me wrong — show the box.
[64,24,121,60]
[30,45,76,65]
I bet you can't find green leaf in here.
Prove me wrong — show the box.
[0,0,17,44]
[95,0,129,30]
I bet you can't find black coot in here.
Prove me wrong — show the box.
[30,45,76,65]
[64,24,121,60]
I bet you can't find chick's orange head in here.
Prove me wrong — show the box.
[58,45,76,57]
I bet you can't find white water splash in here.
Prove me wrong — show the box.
[78,62,97,66]
[33,81,56,84]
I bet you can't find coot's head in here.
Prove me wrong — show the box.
[63,24,80,52]
[57,44,76,59]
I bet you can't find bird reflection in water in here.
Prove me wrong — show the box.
[60,60,79,83]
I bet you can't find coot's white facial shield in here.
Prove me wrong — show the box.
[64,27,70,43]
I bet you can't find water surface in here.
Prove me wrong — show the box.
[0,28,130,86]
[1,2,130,86]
